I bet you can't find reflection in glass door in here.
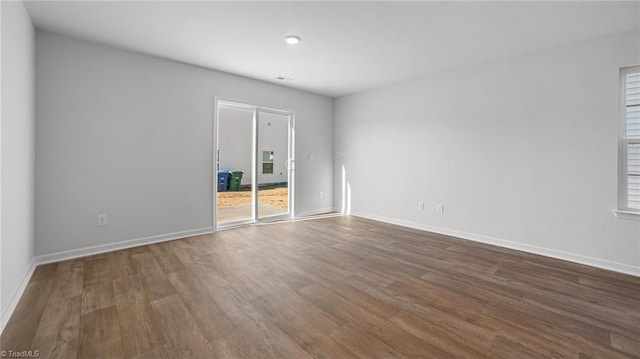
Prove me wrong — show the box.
[216,106,254,225]
[215,100,293,228]
[257,111,290,220]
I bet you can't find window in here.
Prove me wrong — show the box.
[262,151,274,174]
[619,66,640,216]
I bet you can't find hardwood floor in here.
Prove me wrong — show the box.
[2,215,639,358]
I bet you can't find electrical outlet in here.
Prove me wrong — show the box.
[418,201,425,210]
[97,214,108,226]
[319,191,324,199]
[436,204,445,214]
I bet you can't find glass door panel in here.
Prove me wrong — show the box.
[216,106,254,225]
[257,111,290,219]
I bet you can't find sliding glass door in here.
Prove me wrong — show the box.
[215,100,293,228]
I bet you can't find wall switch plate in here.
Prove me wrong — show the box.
[319,191,324,199]
[418,201,425,210]
[436,204,445,214]
[97,214,108,226]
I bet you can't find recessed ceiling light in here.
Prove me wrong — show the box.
[285,35,301,45]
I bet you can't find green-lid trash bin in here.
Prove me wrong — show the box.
[228,170,244,191]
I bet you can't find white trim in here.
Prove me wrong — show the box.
[619,65,640,212]
[618,67,627,211]
[213,97,295,229]
[35,227,213,265]
[614,209,640,221]
[217,219,255,230]
[289,112,296,218]
[212,97,218,231]
[349,211,640,277]
[296,207,335,217]
[217,97,296,116]
[252,108,259,220]
[1,258,37,334]
[259,213,293,223]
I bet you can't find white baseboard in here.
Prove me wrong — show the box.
[296,207,335,217]
[1,258,37,333]
[35,227,214,265]
[349,210,640,277]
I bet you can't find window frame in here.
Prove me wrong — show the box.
[617,65,640,219]
[262,150,274,174]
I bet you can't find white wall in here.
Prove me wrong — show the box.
[1,1,35,324]
[35,31,333,256]
[334,30,640,273]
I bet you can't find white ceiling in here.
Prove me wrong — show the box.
[24,1,640,97]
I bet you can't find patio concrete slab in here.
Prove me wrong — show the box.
[217,203,288,224]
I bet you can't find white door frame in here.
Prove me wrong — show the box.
[213,97,295,230]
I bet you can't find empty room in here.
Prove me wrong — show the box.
[1,1,640,358]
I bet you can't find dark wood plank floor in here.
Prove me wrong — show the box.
[2,215,639,358]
